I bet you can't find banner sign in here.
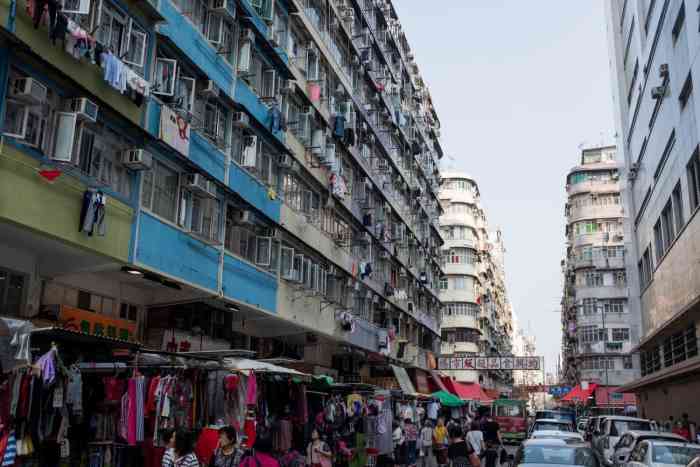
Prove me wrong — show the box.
[160,105,190,156]
[58,305,137,342]
[438,355,542,371]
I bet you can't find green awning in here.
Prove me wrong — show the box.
[432,390,466,407]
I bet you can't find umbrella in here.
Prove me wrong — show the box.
[431,390,466,407]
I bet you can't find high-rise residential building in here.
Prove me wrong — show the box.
[606,0,700,418]
[560,146,640,387]
[438,172,514,391]
[0,0,445,383]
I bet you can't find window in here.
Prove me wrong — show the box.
[662,325,698,367]
[178,189,221,243]
[639,246,653,289]
[142,161,179,222]
[453,277,466,290]
[119,302,139,321]
[579,325,608,344]
[439,277,448,290]
[582,298,597,315]
[623,17,635,67]
[654,130,675,183]
[641,346,661,376]
[603,299,626,313]
[95,1,147,76]
[627,59,639,105]
[679,72,693,110]
[444,302,479,318]
[689,147,700,212]
[671,1,685,44]
[623,355,633,369]
[445,248,477,265]
[0,267,27,317]
[654,220,664,262]
[615,270,627,286]
[672,182,684,233]
[612,328,630,341]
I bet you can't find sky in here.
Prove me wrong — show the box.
[392,0,615,377]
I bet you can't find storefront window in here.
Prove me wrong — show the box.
[0,268,26,317]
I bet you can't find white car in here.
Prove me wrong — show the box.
[530,430,585,442]
[529,419,575,437]
[594,416,656,466]
[612,431,686,467]
[625,440,700,467]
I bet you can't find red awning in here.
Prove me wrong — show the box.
[429,371,449,393]
[596,387,637,406]
[561,383,598,403]
[440,377,491,402]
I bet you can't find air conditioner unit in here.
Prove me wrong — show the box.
[278,154,295,169]
[237,210,255,225]
[241,28,255,43]
[280,79,296,95]
[121,149,153,171]
[185,173,217,198]
[200,80,220,97]
[659,63,669,79]
[651,85,666,99]
[10,77,47,104]
[209,0,235,19]
[232,112,250,129]
[69,98,99,122]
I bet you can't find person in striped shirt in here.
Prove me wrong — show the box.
[162,430,200,467]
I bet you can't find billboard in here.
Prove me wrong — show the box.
[438,355,542,371]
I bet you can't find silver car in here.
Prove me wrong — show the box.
[625,440,700,467]
[530,430,585,442]
[612,432,686,467]
[514,438,599,467]
[594,416,656,466]
[529,419,576,438]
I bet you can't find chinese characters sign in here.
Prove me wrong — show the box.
[59,306,137,342]
[438,355,542,371]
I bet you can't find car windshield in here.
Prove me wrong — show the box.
[496,404,525,417]
[610,421,652,436]
[519,446,597,466]
[651,445,700,464]
[535,422,573,432]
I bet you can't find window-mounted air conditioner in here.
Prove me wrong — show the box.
[209,0,235,20]
[237,210,255,225]
[232,112,250,129]
[121,149,153,171]
[10,77,47,104]
[70,98,99,122]
[241,28,255,43]
[651,85,666,99]
[280,79,296,95]
[278,154,296,170]
[200,80,220,98]
[185,173,217,198]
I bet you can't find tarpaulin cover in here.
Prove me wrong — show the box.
[431,390,466,407]
[391,365,417,395]
[561,383,598,403]
[452,382,492,402]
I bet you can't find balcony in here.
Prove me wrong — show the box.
[575,285,629,300]
[567,204,624,223]
[568,255,626,270]
[566,180,620,196]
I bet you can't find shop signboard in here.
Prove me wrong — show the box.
[159,104,190,156]
[438,354,542,371]
[58,305,137,342]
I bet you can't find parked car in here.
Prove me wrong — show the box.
[625,440,700,467]
[513,438,599,467]
[535,409,577,426]
[586,417,603,442]
[578,421,589,435]
[612,431,686,467]
[530,430,585,442]
[529,419,575,437]
[593,417,656,466]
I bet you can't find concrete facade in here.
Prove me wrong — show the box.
[606,0,700,419]
[0,0,445,377]
[561,146,641,386]
[438,172,514,391]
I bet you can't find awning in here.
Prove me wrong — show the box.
[391,364,417,395]
[452,382,492,402]
[596,387,637,406]
[429,371,449,393]
[222,358,311,381]
[561,383,598,403]
[483,388,501,401]
[431,390,466,407]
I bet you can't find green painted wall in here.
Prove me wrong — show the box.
[0,144,134,261]
[0,0,144,126]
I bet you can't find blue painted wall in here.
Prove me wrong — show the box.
[222,253,277,313]
[157,0,234,99]
[228,162,281,222]
[136,212,219,291]
[189,132,226,183]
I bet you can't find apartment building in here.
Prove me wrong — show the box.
[561,146,640,387]
[606,0,700,419]
[438,172,514,391]
[0,0,444,380]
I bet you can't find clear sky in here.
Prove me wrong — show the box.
[392,0,615,377]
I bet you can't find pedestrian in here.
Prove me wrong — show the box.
[483,414,502,446]
[433,417,448,467]
[161,429,177,467]
[481,441,500,467]
[665,416,675,433]
[447,425,480,467]
[394,419,407,467]
[163,430,200,467]
[404,418,418,467]
[673,421,690,441]
[306,428,332,467]
[466,422,485,458]
[419,420,436,467]
[210,426,244,467]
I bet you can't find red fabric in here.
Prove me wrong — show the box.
[127,378,137,445]
[103,377,126,402]
[143,439,166,467]
[146,376,160,414]
[242,452,280,467]
[17,375,31,418]
[428,372,449,393]
[441,377,491,402]
[595,387,636,406]
[195,427,220,464]
[224,374,239,392]
[561,383,598,403]
[244,418,256,448]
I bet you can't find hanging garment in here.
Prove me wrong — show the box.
[1,430,16,467]
[125,67,150,96]
[34,350,56,385]
[334,115,345,138]
[245,371,257,406]
[308,83,321,102]
[65,365,82,415]
[270,105,282,132]
[79,191,107,236]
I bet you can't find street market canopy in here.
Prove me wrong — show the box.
[452,382,492,403]
[561,383,598,403]
[222,357,311,381]
[431,390,466,407]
